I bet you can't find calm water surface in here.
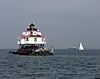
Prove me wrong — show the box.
[0,49,100,79]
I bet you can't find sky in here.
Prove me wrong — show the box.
[0,0,100,49]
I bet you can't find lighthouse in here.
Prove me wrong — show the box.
[10,22,53,55]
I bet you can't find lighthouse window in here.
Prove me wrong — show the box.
[26,38,28,41]
[34,38,37,42]
[42,38,44,41]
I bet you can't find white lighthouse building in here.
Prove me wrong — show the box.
[10,21,53,55]
[9,21,54,55]
[17,22,46,48]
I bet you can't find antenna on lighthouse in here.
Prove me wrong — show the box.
[29,22,35,26]
[32,21,35,25]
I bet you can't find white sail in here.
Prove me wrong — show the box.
[79,42,84,50]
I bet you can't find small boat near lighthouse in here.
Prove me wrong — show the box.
[10,22,53,56]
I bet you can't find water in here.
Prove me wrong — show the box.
[0,49,100,79]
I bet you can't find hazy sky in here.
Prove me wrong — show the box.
[0,0,100,49]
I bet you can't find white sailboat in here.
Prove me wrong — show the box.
[79,42,84,51]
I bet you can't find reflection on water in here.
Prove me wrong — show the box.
[0,49,100,79]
